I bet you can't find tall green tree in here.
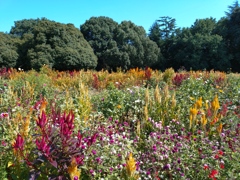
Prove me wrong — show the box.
[170,18,230,71]
[0,32,18,68]
[149,17,177,70]
[157,16,176,39]
[81,17,160,70]
[224,0,240,71]
[148,21,161,46]
[80,16,119,70]
[191,17,216,35]
[10,18,97,70]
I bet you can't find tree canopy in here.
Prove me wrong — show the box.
[1,1,240,72]
[80,16,160,70]
[0,32,18,68]
[10,18,97,70]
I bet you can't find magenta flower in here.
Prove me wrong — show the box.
[60,111,74,138]
[76,131,82,148]
[87,133,98,146]
[13,134,24,150]
[0,112,8,118]
[36,111,48,130]
[92,149,97,155]
[36,136,50,156]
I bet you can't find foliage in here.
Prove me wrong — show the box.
[10,18,97,71]
[80,17,160,70]
[0,33,18,68]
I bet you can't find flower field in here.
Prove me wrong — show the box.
[0,66,239,180]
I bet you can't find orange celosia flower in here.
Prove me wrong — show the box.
[217,123,223,134]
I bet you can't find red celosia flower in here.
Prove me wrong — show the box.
[76,131,82,148]
[209,169,218,180]
[145,66,152,80]
[13,134,24,150]
[36,111,48,130]
[214,154,219,159]
[87,133,98,146]
[60,111,74,138]
[36,136,50,156]
[155,172,161,180]
[218,150,224,156]
[220,163,224,169]
[204,164,209,170]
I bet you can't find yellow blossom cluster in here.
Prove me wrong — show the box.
[126,152,139,179]
[67,158,81,180]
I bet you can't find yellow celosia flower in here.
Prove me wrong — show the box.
[144,105,148,121]
[154,85,161,103]
[126,152,136,177]
[205,100,209,109]
[189,107,198,129]
[189,114,193,129]
[68,158,81,180]
[196,97,202,109]
[217,123,223,134]
[201,114,207,127]
[117,104,121,109]
[190,107,198,117]
[211,95,220,111]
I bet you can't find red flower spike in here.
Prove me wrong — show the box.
[36,136,50,156]
[76,131,82,148]
[60,111,75,139]
[36,111,48,130]
[13,134,24,150]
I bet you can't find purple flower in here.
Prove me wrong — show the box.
[89,169,94,176]
[177,158,181,164]
[152,144,157,151]
[163,164,171,170]
[92,149,97,155]
[96,157,101,164]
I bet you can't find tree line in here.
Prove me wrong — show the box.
[1,1,240,72]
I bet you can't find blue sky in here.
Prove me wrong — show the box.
[0,0,235,33]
